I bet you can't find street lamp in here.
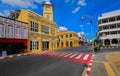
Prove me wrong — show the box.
[81,15,94,53]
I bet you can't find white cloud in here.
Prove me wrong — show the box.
[58,26,68,32]
[0,10,11,17]
[87,22,90,25]
[72,6,81,13]
[80,24,83,27]
[65,0,75,3]
[77,31,85,37]
[1,0,50,9]
[78,0,86,6]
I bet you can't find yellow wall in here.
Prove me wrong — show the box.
[57,31,79,48]
[17,9,57,53]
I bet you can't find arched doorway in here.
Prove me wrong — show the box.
[66,42,68,47]
[104,39,110,46]
[61,42,63,47]
[57,42,59,48]
[112,39,118,44]
[70,42,73,47]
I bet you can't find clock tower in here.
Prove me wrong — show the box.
[43,1,53,21]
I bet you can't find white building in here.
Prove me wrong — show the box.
[77,33,87,44]
[98,10,120,47]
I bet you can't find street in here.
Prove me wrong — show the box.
[0,44,93,76]
[0,55,86,76]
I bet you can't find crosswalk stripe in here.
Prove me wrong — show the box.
[63,52,74,57]
[59,52,70,57]
[75,53,83,59]
[83,54,89,60]
[69,53,78,58]
[53,52,62,56]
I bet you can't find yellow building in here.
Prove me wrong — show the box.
[9,1,58,53]
[57,31,79,48]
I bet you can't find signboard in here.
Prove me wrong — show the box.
[0,17,6,38]
[6,19,14,38]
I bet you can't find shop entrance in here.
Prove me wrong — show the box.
[42,41,49,51]
[0,42,24,56]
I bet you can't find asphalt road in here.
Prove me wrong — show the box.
[55,43,93,53]
[0,55,86,76]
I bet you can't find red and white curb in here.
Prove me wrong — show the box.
[0,53,32,60]
[85,54,95,76]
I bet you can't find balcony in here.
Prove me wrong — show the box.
[99,28,120,33]
[99,34,120,39]
[99,20,120,26]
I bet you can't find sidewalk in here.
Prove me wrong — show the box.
[90,51,120,76]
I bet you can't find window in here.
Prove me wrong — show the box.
[52,41,56,48]
[118,31,120,34]
[103,26,109,30]
[109,17,115,22]
[116,16,120,20]
[111,31,117,34]
[46,7,50,11]
[110,24,116,29]
[51,28,55,35]
[30,21,38,32]
[102,19,108,23]
[30,39,38,50]
[117,23,120,28]
[61,35,63,38]
[66,34,68,38]
[70,34,72,37]
[42,25,49,34]
[47,15,50,20]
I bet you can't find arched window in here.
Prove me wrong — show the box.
[112,39,118,44]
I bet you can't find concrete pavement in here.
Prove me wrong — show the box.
[91,51,119,76]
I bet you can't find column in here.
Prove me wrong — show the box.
[110,39,112,46]
[39,37,42,52]
[103,39,105,46]
[49,38,52,51]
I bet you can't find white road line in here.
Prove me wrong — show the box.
[17,54,21,56]
[59,52,70,57]
[83,54,89,60]
[9,55,13,58]
[63,53,74,57]
[69,53,78,58]
[75,53,83,59]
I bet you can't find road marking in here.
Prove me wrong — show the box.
[59,52,69,57]
[9,55,13,58]
[75,53,83,59]
[104,62,116,76]
[69,53,78,58]
[83,54,89,60]
[17,54,21,56]
[63,53,74,57]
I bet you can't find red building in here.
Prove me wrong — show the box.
[0,16,28,56]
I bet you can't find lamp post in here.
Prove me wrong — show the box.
[81,15,94,53]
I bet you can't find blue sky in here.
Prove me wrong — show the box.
[0,0,120,40]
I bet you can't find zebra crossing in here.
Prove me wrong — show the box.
[39,51,93,65]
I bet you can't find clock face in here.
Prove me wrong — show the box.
[46,7,50,11]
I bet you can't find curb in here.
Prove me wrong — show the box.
[0,53,32,60]
[85,54,94,76]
